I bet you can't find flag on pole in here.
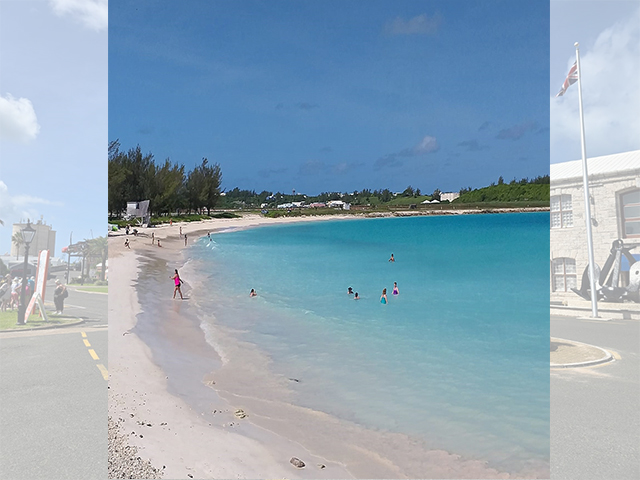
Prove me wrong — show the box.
[556,61,578,97]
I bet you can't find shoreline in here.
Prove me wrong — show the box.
[108,212,549,479]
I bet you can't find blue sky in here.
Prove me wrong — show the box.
[109,0,550,197]
[551,0,640,163]
[0,0,107,257]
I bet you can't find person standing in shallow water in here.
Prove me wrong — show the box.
[171,269,184,299]
[389,253,395,262]
[184,234,188,246]
[380,288,388,304]
[392,282,399,295]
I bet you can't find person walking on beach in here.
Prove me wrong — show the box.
[124,238,130,249]
[392,282,399,295]
[184,234,188,246]
[250,288,257,297]
[389,253,395,262]
[180,226,182,236]
[151,232,155,244]
[380,288,388,304]
[171,269,183,299]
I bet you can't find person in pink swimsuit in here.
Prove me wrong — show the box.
[171,269,184,299]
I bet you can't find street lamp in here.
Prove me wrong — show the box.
[16,221,36,325]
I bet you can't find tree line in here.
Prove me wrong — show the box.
[108,141,222,217]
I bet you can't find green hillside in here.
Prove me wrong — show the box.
[454,183,549,204]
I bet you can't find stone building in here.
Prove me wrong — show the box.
[550,150,640,298]
[11,219,56,259]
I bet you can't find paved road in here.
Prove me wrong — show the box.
[45,274,108,328]
[0,276,108,480]
[551,315,640,480]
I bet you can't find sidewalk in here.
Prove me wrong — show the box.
[550,337,613,368]
[551,294,640,320]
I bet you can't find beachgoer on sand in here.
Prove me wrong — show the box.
[250,289,257,297]
[348,287,353,295]
[180,226,182,236]
[124,238,130,249]
[157,239,162,247]
[171,269,184,299]
[380,288,388,304]
[151,232,155,244]
[392,282,399,295]
[184,234,188,246]
[354,292,360,300]
[389,253,395,262]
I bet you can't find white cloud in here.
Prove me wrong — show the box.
[385,13,442,36]
[551,7,640,161]
[0,94,41,143]
[413,135,439,154]
[0,181,62,229]
[49,0,108,32]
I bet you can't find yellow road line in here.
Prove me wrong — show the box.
[96,364,108,381]
[81,332,87,338]
[83,339,91,347]
[88,349,99,360]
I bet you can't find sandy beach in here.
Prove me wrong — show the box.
[108,212,549,479]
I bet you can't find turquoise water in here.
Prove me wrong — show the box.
[187,213,549,473]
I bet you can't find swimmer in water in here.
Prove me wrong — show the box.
[348,287,353,295]
[354,292,360,300]
[392,282,399,295]
[249,289,257,297]
[389,253,395,262]
[380,288,388,304]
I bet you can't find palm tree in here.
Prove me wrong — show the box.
[11,233,24,260]
[88,236,108,281]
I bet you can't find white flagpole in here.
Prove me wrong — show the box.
[575,42,598,318]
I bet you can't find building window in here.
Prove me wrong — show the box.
[621,189,640,238]
[551,194,573,229]
[552,258,577,292]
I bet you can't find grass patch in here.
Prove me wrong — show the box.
[74,286,108,294]
[108,212,241,228]
[0,310,78,330]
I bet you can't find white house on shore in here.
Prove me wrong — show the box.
[440,192,460,202]
[327,200,350,210]
[550,150,640,296]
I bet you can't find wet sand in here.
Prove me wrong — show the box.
[108,213,549,479]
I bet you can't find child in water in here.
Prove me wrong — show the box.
[354,292,360,300]
[249,289,257,297]
[380,288,388,304]
[392,282,399,295]
[348,287,353,295]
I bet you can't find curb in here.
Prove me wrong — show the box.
[0,318,85,333]
[550,338,614,368]
[551,304,640,320]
